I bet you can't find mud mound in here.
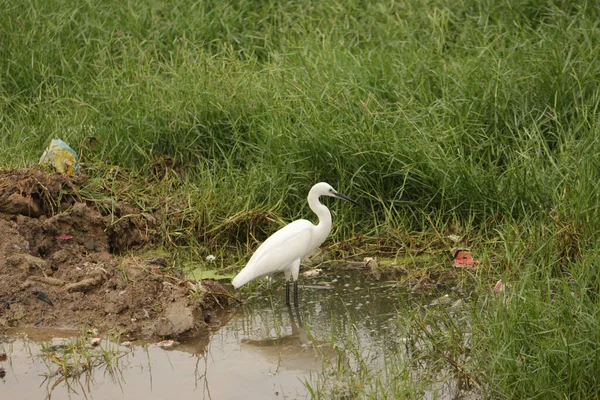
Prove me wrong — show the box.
[0,169,154,252]
[0,169,236,338]
[0,168,85,218]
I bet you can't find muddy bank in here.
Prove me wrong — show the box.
[0,169,236,338]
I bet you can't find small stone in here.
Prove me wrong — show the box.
[6,253,49,274]
[301,268,322,278]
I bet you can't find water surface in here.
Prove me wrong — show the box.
[1,268,449,399]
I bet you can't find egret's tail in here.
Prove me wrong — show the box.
[231,267,253,289]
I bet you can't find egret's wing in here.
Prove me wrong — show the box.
[232,220,314,287]
[246,219,314,273]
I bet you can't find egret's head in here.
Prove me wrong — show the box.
[311,182,360,205]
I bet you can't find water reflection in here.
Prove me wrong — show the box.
[239,305,335,373]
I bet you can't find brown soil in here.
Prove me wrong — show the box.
[0,169,236,339]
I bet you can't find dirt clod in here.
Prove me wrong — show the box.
[0,169,236,338]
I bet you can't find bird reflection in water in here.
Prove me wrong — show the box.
[240,305,336,372]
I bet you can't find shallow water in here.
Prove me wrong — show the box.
[1,268,446,399]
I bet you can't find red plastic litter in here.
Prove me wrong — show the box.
[56,235,73,240]
[454,249,477,268]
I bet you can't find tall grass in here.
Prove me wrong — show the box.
[2,0,599,230]
[2,0,600,396]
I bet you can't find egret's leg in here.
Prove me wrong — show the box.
[287,303,296,329]
[293,280,299,307]
[286,259,301,307]
[294,304,303,327]
[285,280,291,306]
[287,303,304,334]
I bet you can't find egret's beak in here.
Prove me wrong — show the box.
[333,192,361,206]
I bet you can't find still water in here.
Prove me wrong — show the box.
[1,268,445,399]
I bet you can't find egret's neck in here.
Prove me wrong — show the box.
[308,193,332,232]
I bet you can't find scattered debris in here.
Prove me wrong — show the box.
[56,235,73,241]
[300,284,332,290]
[493,279,504,295]
[447,234,461,243]
[155,339,177,350]
[363,257,378,268]
[31,290,54,307]
[452,248,479,269]
[301,268,322,278]
[0,299,14,309]
[39,138,79,175]
[87,328,99,336]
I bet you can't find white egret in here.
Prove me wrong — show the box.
[232,182,359,306]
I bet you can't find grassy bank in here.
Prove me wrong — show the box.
[2,0,600,397]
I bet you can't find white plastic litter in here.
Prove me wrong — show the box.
[39,138,79,175]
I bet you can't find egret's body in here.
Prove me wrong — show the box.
[232,182,358,306]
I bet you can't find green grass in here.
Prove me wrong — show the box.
[38,333,126,397]
[467,237,600,398]
[3,0,600,230]
[2,0,600,397]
